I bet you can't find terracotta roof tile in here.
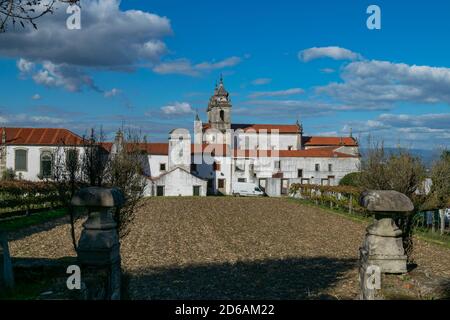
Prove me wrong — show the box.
[303,136,358,147]
[0,127,84,146]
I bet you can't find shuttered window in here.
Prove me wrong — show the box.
[15,149,27,171]
[41,151,53,178]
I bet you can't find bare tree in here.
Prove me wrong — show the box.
[104,129,147,239]
[81,128,108,187]
[0,0,78,32]
[52,142,83,251]
[425,151,450,235]
[359,137,426,261]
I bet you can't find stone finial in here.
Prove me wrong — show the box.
[71,187,125,208]
[360,190,414,213]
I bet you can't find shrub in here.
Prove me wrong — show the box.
[1,168,16,181]
[339,172,362,187]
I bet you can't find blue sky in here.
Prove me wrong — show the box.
[0,0,449,149]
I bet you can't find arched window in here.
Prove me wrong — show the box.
[220,110,225,121]
[40,151,53,178]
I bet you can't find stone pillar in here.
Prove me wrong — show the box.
[358,190,414,299]
[71,187,124,300]
[0,231,14,290]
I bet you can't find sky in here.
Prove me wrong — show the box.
[0,0,449,150]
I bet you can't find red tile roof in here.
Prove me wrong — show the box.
[0,127,84,146]
[303,136,358,147]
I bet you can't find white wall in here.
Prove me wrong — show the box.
[145,167,207,197]
[192,155,232,195]
[231,155,360,186]
[234,132,300,150]
[147,154,169,177]
[5,145,85,181]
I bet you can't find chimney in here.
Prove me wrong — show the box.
[113,129,124,154]
[1,128,6,145]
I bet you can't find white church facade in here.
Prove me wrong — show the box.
[0,79,360,197]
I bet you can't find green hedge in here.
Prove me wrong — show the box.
[289,183,366,214]
[0,181,65,214]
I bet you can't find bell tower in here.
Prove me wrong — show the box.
[207,76,232,133]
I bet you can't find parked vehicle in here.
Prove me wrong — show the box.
[232,182,265,197]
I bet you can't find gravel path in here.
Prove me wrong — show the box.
[8,197,450,299]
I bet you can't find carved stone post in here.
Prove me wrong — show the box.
[0,231,14,290]
[359,190,414,299]
[71,187,124,300]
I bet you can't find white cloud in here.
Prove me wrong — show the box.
[31,94,41,100]
[251,78,272,85]
[17,58,35,73]
[317,60,450,107]
[299,46,361,62]
[249,88,304,98]
[161,102,194,115]
[0,113,67,126]
[320,68,335,74]
[153,56,242,76]
[28,61,100,92]
[104,88,121,98]
[343,113,450,149]
[1,0,172,68]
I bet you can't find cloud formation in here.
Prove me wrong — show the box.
[299,46,361,62]
[251,78,272,85]
[19,59,100,92]
[343,113,450,149]
[153,56,242,76]
[161,102,195,115]
[1,0,172,68]
[104,88,121,98]
[317,60,450,107]
[249,88,304,98]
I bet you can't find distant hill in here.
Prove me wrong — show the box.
[360,148,443,169]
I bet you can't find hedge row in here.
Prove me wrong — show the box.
[289,183,366,214]
[0,181,68,214]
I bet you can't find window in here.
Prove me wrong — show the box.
[193,186,201,196]
[328,164,333,172]
[191,163,197,172]
[156,186,165,196]
[14,149,27,171]
[160,163,166,171]
[275,161,281,170]
[297,169,303,178]
[218,179,225,189]
[65,149,78,167]
[315,164,320,172]
[238,178,246,183]
[220,110,225,121]
[40,151,53,178]
[213,161,221,171]
[235,160,245,172]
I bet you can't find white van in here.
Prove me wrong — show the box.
[232,182,265,197]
